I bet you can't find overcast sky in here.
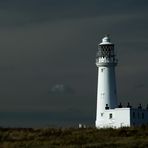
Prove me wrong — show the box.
[0,0,148,127]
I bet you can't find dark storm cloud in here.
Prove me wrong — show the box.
[0,0,148,126]
[0,0,147,27]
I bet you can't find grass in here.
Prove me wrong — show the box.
[0,125,148,147]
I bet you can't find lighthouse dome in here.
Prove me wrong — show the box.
[99,35,113,45]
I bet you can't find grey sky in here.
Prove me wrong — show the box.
[0,0,148,127]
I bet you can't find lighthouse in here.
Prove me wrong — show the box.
[95,35,148,128]
[95,35,118,127]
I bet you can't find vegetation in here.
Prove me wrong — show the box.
[0,125,148,147]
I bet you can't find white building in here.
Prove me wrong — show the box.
[95,35,148,128]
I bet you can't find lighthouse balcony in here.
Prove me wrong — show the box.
[96,57,117,66]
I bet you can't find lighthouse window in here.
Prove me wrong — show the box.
[101,69,103,72]
[142,113,144,119]
[101,113,104,117]
[133,112,135,119]
[109,113,113,119]
[138,112,140,119]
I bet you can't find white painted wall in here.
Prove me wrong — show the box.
[96,108,148,128]
[96,108,131,128]
[96,63,117,124]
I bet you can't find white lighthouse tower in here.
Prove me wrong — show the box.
[95,35,118,127]
[95,35,148,128]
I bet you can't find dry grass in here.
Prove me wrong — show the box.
[0,125,148,147]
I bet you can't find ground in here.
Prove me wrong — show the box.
[0,125,148,147]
